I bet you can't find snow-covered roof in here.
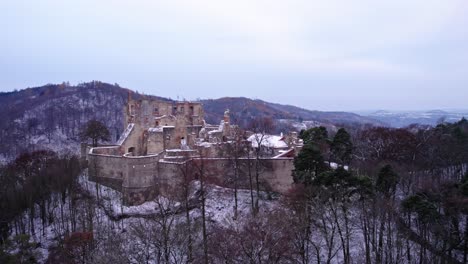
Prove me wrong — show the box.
[247,134,288,149]
[272,148,295,158]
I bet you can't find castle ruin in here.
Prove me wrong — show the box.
[85,96,302,205]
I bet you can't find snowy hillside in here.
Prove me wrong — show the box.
[201,97,383,129]
[0,82,168,159]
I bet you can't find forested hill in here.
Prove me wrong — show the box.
[0,81,168,160]
[0,81,380,160]
[201,97,383,128]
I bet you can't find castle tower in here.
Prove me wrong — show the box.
[224,109,230,123]
[222,109,231,139]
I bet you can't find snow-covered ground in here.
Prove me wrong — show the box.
[6,170,283,263]
[28,129,80,155]
[7,169,449,263]
[0,154,7,165]
[79,172,279,225]
[277,119,338,133]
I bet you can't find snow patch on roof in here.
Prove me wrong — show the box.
[248,134,288,149]
[272,148,295,158]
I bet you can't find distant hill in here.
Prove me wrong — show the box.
[0,82,380,160]
[360,110,468,128]
[201,97,382,128]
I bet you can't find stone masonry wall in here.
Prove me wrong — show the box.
[124,154,161,205]
[88,151,295,205]
[88,154,126,191]
[193,158,294,194]
[158,161,186,198]
[88,152,163,205]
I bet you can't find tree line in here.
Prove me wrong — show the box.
[0,150,82,263]
[288,118,468,263]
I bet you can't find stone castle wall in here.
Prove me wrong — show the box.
[88,149,295,205]
[88,151,163,205]
[87,141,296,205]
[88,153,126,191]
[157,161,187,197]
[191,158,294,194]
[124,154,161,204]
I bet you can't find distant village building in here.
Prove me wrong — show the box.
[84,95,303,205]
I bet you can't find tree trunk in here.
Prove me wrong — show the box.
[29,205,35,236]
[386,212,393,263]
[184,162,193,263]
[199,158,209,264]
[255,156,260,214]
[377,208,385,264]
[234,159,238,219]
[247,156,255,213]
[343,205,350,264]
[464,215,468,264]
[330,201,347,264]
[363,215,371,264]
[407,212,411,264]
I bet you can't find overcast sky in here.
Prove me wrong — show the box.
[1,0,468,111]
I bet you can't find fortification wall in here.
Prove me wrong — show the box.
[158,161,185,197]
[88,151,163,205]
[91,146,120,155]
[124,154,160,188]
[192,158,295,194]
[123,153,162,205]
[88,154,126,191]
[87,150,295,205]
[262,158,295,193]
